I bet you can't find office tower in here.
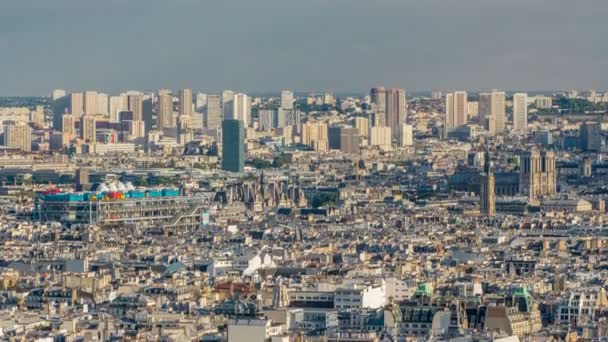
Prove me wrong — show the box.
[178,88,193,116]
[278,109,301,132]
[370,87,387,127]
[52,92,70,131]
[158,89,174,129]
[369,126,392,149]
[280,90,294,110]
[70,92,84,117]
[231,93,251,127]
[131,120,145,140]
[579,122,601,152]
[355,117,369,139]
[258,109,275,131]
[445,91,468,132]
[52,89,66,101]
[80,115,96,143]
[519,149,557,201]
[468,101,479,118]
[480,151,496,216]
[386,88,407,141]
[3,123,32,152]
[126,93,143,121]
[340,127,361,154]
[479,90,505,135]
[119,111,133,141]
[302,121,328,151]
[83,91,99,115]
[97,93,109,116]
[328,126,342,150]
[108,96,125,122]
[398,124,414,147]
[142,97,154,132]
[196,93,207,112]
[222,90,235,119]
[512,93,528,134]
[221,119,245,172]
[205,95,222,130]
[31,105,44,127]
[62,114,75,135]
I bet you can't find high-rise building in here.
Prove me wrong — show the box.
[222,90,235,119]
[52,89,66,101]
[370,87,387,127]
[277,109,301,131]
[177,115,193,144]
[258,109,275,131]
[519,149,557,201]
[108,96,125,122]
[340,127,361,154]
[178,88,193,116]
[62,114,75,135]
[52,91,69,131]
[3,123,32,152]
[126,94,143,121]
[369,126,392,149]
[280,90,294,110]
[480,151,496,216]
[355,117,369,139]
[196,93,207,112]
[480,91,505,135]
[80,115,96,143]
[398,124,414,147]
[83,91,99,115]
[533,96,552,109]
[97,93,109,116]
[31,105,44,127]
[328,126,342,150]
[513,93,528,134]
[580,121,601,152]
[468,101,479,118]
[70,92,84,117]
[445,91,468,132]
[158,89,174,129]
[221,119,245,172]
[386,88,407,141]
[302,121,328,151]
[205,95,222,130]
[230,93,251,127]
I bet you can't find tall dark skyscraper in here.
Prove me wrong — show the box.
[221,119,245,172]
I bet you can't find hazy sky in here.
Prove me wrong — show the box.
[1,0,607,96]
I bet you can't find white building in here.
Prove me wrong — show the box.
[398,124,414,147]
[559,288,608,325]
[369,126,392,150]
[334,283,386,309]
[384,278,411,302]
[280,90,294,110]
[513,93,528,134]
[226,93,251,127]
[227,318,284,342]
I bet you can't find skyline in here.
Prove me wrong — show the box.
[1,0,608,95]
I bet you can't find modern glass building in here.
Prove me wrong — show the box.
[222,119,245,172]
